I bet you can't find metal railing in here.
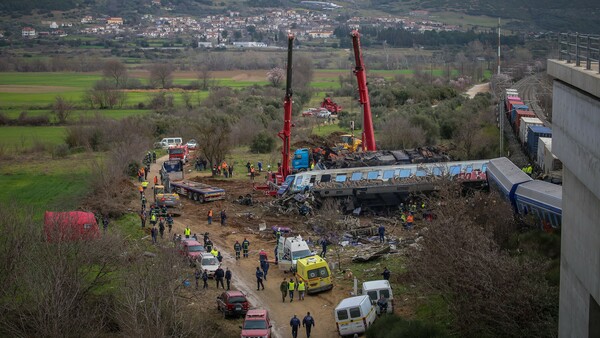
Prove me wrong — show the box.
[558,33,600,73]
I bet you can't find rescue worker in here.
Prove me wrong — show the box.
[262,260,270,281]
[259,249,268,263]
[246,161,251,173]
[139,211,146,228]
[258,161,262,172]
[280,278,288,302]
[297,280,306,301]
[250,166,255,181]
[158,218,165,238]
[205,240,213,253]
[290,315,301,338]
[194,269,201,289]
[220,209,227,226]
[203,232,209,246]
[166,214,173,233]
[138,185,144,197]
[310,161,315,171]
[141,180,149,191]
[217,251,223,263]
[320,238,328,258]
[225,267,232,290]
[276,227,282,241]
[215,266,225,289]
[378,224,385,243]
[150,213,157,227]
[406,213,414,229]
[382,267,391,281]
[377,295,388,315]
[151,227,157,244]
[288,279,296,302]
[152,151,156,163]
[202,269,209,289]
[302,312,315,338]
[210,247,218,257]
[234,240,242,260]
[153,175,158,186]
[141,194,146,208]
[192,233,198,241]
[242,238,250,258]
[256,267,265,291]
[184,226,191,239]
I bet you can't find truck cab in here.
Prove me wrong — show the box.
[295,255,333,294]
[292,148,311,172]
[277,235,313,272]
[153,185,181,209]
[168,145,189,163]
[362,280,394,314]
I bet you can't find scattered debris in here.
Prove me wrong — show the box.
[351,246,391,262]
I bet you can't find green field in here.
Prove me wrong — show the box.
[0,126,66,149]
[0,153,94,218]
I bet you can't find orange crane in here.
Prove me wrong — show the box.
[351,30,377,152]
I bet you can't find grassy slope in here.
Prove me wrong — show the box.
[0,153,94,219]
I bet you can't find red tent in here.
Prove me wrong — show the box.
[44,211,100,242]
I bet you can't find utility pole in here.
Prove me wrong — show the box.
[497,17,504,156]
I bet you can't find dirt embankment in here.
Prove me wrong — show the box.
[141,156,349,338]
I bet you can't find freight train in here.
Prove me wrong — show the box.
[503,89,562,182]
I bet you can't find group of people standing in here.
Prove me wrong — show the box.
[206,208,228,226]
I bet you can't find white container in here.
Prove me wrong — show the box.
[519,117,543,144]
[537,137,552,170]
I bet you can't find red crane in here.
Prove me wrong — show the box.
[351,30,377,152]
[277,34,295,181]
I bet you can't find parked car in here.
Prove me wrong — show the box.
[316,109,331,118]
[301,109,315,117]
[186,139,198,150]
[199,252,220,278]
[217,291,250,318]
[178,240,204,258]
[240,309,272,338]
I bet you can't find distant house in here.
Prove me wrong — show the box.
[198,41,213,48]
[49,22,58,29]
[107,17,124,25]
[22,27,36,37]
[81,15,93,24]
[232,41,267,48]
[152,0,161,5]
[308,31,334,38]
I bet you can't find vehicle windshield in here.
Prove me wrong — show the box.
[292,249,312,260]
[202,257,218,265]
[169,148,184,155]
[243,320,267,330]
[229,296,247,303]
[188,245,203,252]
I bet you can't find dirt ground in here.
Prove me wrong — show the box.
[466,83,490,99]
[143,155,353,338]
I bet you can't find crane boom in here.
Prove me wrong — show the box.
[351,30,377,152]
[277,34,294,180]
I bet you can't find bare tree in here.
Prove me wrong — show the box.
[51,95,74,124]
[408,184,558,337]
[83,79,127,109]
[267,67,285,87]
[149,63,174,89]
[196,113,232,174]
[378,116,427,149]
[197,65,215,90]
[102,59,129,89]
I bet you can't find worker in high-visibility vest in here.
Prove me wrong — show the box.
[288,279,296,303]
[406,213,414,229]
[211,248,218,257]
[297,280,306,301]
[141,181,149,190]
[184,227,191,238]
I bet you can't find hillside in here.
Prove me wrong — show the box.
[1,0,598,33]
[364,0,599,33]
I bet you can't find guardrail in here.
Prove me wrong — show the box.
[558,33,600,73]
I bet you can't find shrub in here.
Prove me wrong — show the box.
[52,144,70,158]
[366,315,448,338]
[250,131,275,153]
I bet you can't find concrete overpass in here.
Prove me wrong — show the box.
[548,33,600,338]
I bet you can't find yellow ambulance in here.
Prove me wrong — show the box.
[295,255,333,294]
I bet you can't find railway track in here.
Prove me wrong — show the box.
[513,74,551,128]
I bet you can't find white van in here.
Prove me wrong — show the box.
[155,137,182,149]
[276,235,313,272]
[334,295,377,336]
[362,280,394,314]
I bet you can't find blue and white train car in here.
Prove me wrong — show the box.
[514,180,562,229]
[280,159,490,195]
[486,157,532,207]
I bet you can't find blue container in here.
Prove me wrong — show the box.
[511,104,529,124]
[527,125,552,159]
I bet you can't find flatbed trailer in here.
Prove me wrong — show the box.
[168,180,225,203]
